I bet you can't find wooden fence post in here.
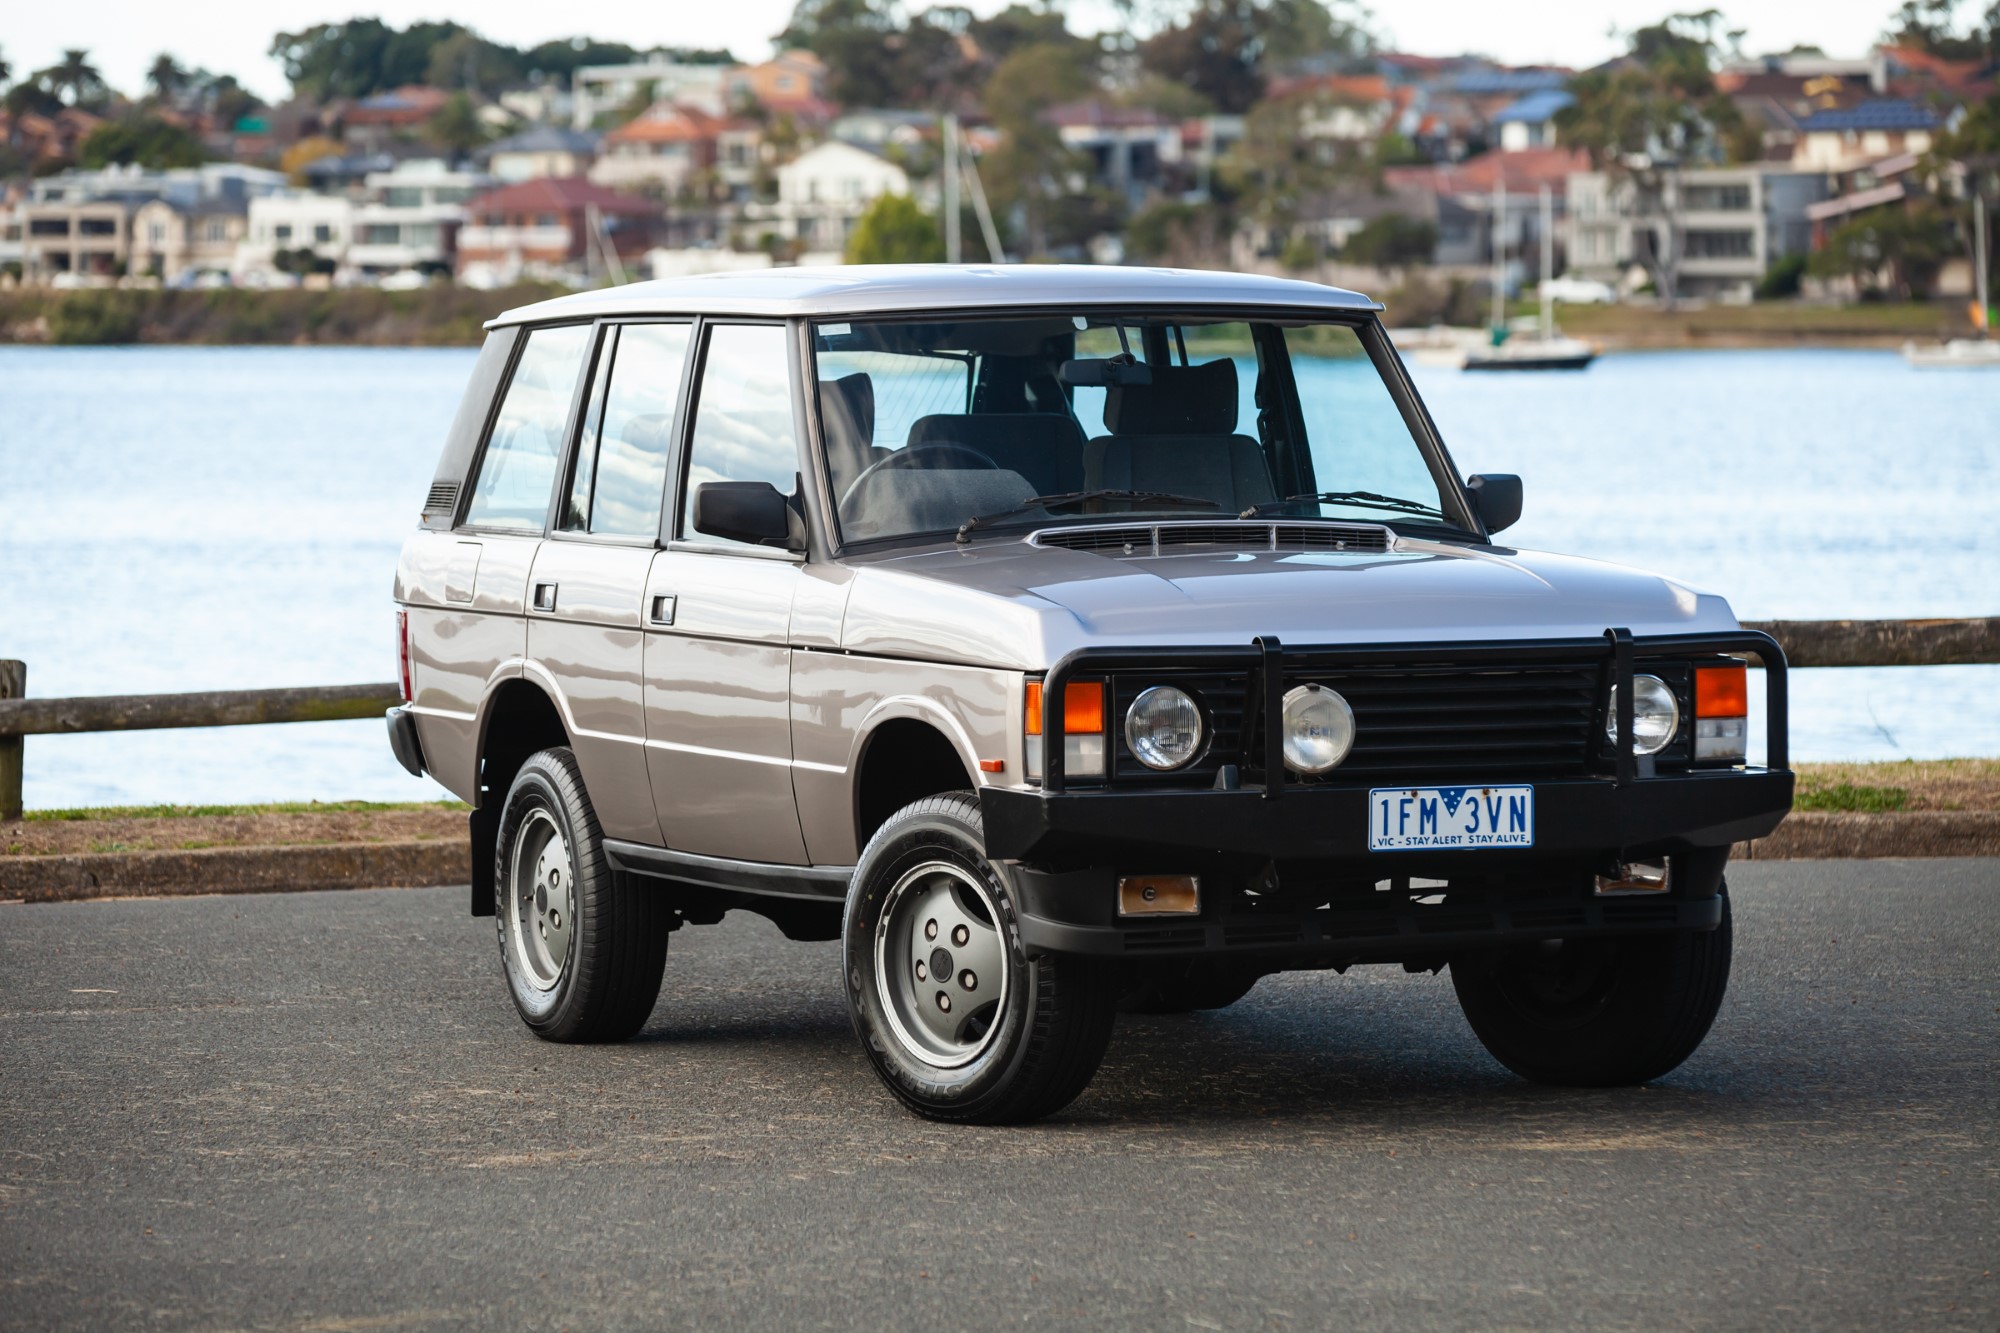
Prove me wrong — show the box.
[0,660,23,821]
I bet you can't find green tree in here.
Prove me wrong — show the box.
[0,46,12,86]
[844,193,946,263]
[1341,213,1438,267]
[1807,199,1957,299]
[1224,87,1380,232]
[980,40,1096,257]
[37,48,110,109]
[520,38,642,84]
[1556,10,1750,305]
[78,115,207,168]
[426,31,524,96]
[269,19,469,99]
[1137,1,1372,114]
[427,92,487,158]
[146,53,190,102]
[777,0,971,107]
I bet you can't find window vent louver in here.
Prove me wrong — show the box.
[423,481,459,518]
[1033,521,1395,557]
[1274,523,1391,552]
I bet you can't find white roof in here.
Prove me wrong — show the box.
[488,264,1381,326]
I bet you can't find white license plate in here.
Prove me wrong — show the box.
[1369,785,1534,851]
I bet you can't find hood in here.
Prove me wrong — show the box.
[838,530,1738,669]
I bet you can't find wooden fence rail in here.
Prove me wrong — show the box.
[2,615,1996,818]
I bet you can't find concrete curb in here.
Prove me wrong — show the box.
[1735,811,2000,861]
[2,814,1995,904]
[0,840,468,904]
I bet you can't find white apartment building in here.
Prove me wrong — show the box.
[571,57,727,129]
[348,159,487,273]
[1566,166,1827,300]
[237,193,355,276]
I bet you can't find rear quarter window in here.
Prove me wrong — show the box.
[463,324,592,532]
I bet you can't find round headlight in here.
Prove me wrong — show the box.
[1124,685,1204,770]
[1281,684,1355,774]
[1606,674,1680,755]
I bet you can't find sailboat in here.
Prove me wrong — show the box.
[1463,183,1599,371]
[1904,193,1999,368]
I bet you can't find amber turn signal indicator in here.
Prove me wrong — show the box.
[1696,664,1748,717]
[1118,875,1200,916]
[1025,680,1105,736]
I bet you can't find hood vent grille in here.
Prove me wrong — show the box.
[1034,521,1392,557]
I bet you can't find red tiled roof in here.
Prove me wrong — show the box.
[467,176,657,215]
[606,102,727,145]
[1385,147,1590,196]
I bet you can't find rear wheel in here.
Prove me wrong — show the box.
[843,792,1117,1123]
[494,747,668,1042]
[1450,884,1733,1086]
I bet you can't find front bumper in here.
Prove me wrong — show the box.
[982,769,1794,865]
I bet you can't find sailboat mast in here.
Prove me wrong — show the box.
[1491,177,1506,334]
[1977,192,1990,337]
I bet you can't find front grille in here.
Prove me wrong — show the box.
[1270,659,1603,780]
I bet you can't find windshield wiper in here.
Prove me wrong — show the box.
[1239,490,1446,521]
[956,489,1220,545]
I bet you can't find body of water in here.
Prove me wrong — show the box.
[2,345,1994,808]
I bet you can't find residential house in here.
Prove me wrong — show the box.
[238,192,355,276]
[19,197,136,279]
[340,86,450,148]
[727,51,832,119]
[349,159,489,275]
[456,176,658,286]
[572,57,728,129]
[831,109,935,155]
[591,102,730,196]
[1385,147,1588,270]
[0,107,105,170]
[1046,102,1181,205]
[1492,89,1574,152]
[301,151,402,197]
[482,125,599,183]
[1566,165,1828,300]
[743,141,911,253]
[1791,99,1949,172]
[130,195,248,282]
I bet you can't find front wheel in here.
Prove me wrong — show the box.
[1450,885,1733,1086]
[842,792,1117,1123]
[494,747,668,1042]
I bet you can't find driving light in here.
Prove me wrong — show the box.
[1124,686,1204,770]
[1281,683,1355,774]
[1606,674,1680,755]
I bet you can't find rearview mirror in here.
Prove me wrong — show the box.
[1058,357,1154,387]
[692,481,800,549]
[1466,474,1522,535]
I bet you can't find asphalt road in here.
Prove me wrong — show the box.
[2,861,1995,1330]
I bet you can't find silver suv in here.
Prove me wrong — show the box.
[388,265,1792,1123]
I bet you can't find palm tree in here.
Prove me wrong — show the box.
[0,47,13,88]
[147,53,189,103]
[42,48,108,108]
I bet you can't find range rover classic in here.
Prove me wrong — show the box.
[388,265,1792,1124]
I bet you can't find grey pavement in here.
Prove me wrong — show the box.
[1,861,1995,1330]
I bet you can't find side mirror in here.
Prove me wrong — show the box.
[692,481,799,549]
[1466,474,1522,535]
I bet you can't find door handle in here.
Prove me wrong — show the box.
[533,582,558,612]
[648,594,677,626]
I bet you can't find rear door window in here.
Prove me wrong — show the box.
[463,323,591,532]
[560,322,692,539]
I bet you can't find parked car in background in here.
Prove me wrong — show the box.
[388,265,1791,1123]
[1539,276,1619,304]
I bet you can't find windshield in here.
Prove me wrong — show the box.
[810,313,1465,547]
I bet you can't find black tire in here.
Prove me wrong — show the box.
[493,747,668,1042]
[842,791,1118,1124]
[1120,961,1264,1014]
[1450,884,1733,1086]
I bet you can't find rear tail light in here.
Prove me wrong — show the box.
[397,609,414,704]
[1694,664,1747,761]
[1024,680,1106,779]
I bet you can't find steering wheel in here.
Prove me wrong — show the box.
[840,441,999,513]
